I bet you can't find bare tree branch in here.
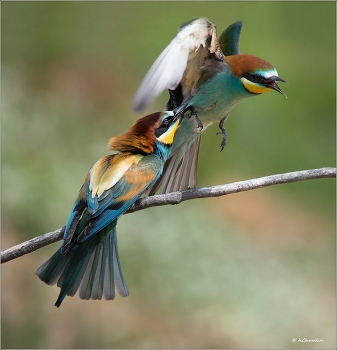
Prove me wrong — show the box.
[2,167,335,264]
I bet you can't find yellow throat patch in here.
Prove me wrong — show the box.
[241,77,271,94]
[157,119,180,145]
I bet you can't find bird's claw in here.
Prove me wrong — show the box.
[189,108,203,131]
[174,105,203,131]
[217,120,228,152]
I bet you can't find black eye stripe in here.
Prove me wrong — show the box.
[243,72,268,84]
[155,116,174,138]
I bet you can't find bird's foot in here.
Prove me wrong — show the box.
[217,119,228,152]
[188,107,203,131]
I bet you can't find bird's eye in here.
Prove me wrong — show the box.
[254,75,263,81]
[155,116,174,138]
[161,116,173,127]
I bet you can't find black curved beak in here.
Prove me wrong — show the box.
[266,76,288,98]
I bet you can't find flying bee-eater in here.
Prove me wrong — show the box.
[36,111,181,307]
[133,18,287,195]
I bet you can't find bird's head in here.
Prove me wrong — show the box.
[226,54,287,97]
[155,111,181,146]
[109,111,181,154]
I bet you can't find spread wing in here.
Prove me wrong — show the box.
[133,18,225,113]
[62,153,162,252]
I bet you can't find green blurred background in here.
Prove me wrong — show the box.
[2,2,336,349]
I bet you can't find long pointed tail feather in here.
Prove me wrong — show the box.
[36,224,129,307]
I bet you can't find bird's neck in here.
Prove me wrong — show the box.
[154,141,171,161]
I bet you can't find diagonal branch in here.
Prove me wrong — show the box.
[1,167,335,264]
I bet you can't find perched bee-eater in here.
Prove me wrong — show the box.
[133,18,287,194]
[36,111,181,307]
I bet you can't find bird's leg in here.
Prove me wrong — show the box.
[173,105,203,131]
[167,84,183,110]
[217,115,228,152]
[188,106,203,131]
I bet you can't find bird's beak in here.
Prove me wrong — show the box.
[267,76,288,98]
[172,111,183,126]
